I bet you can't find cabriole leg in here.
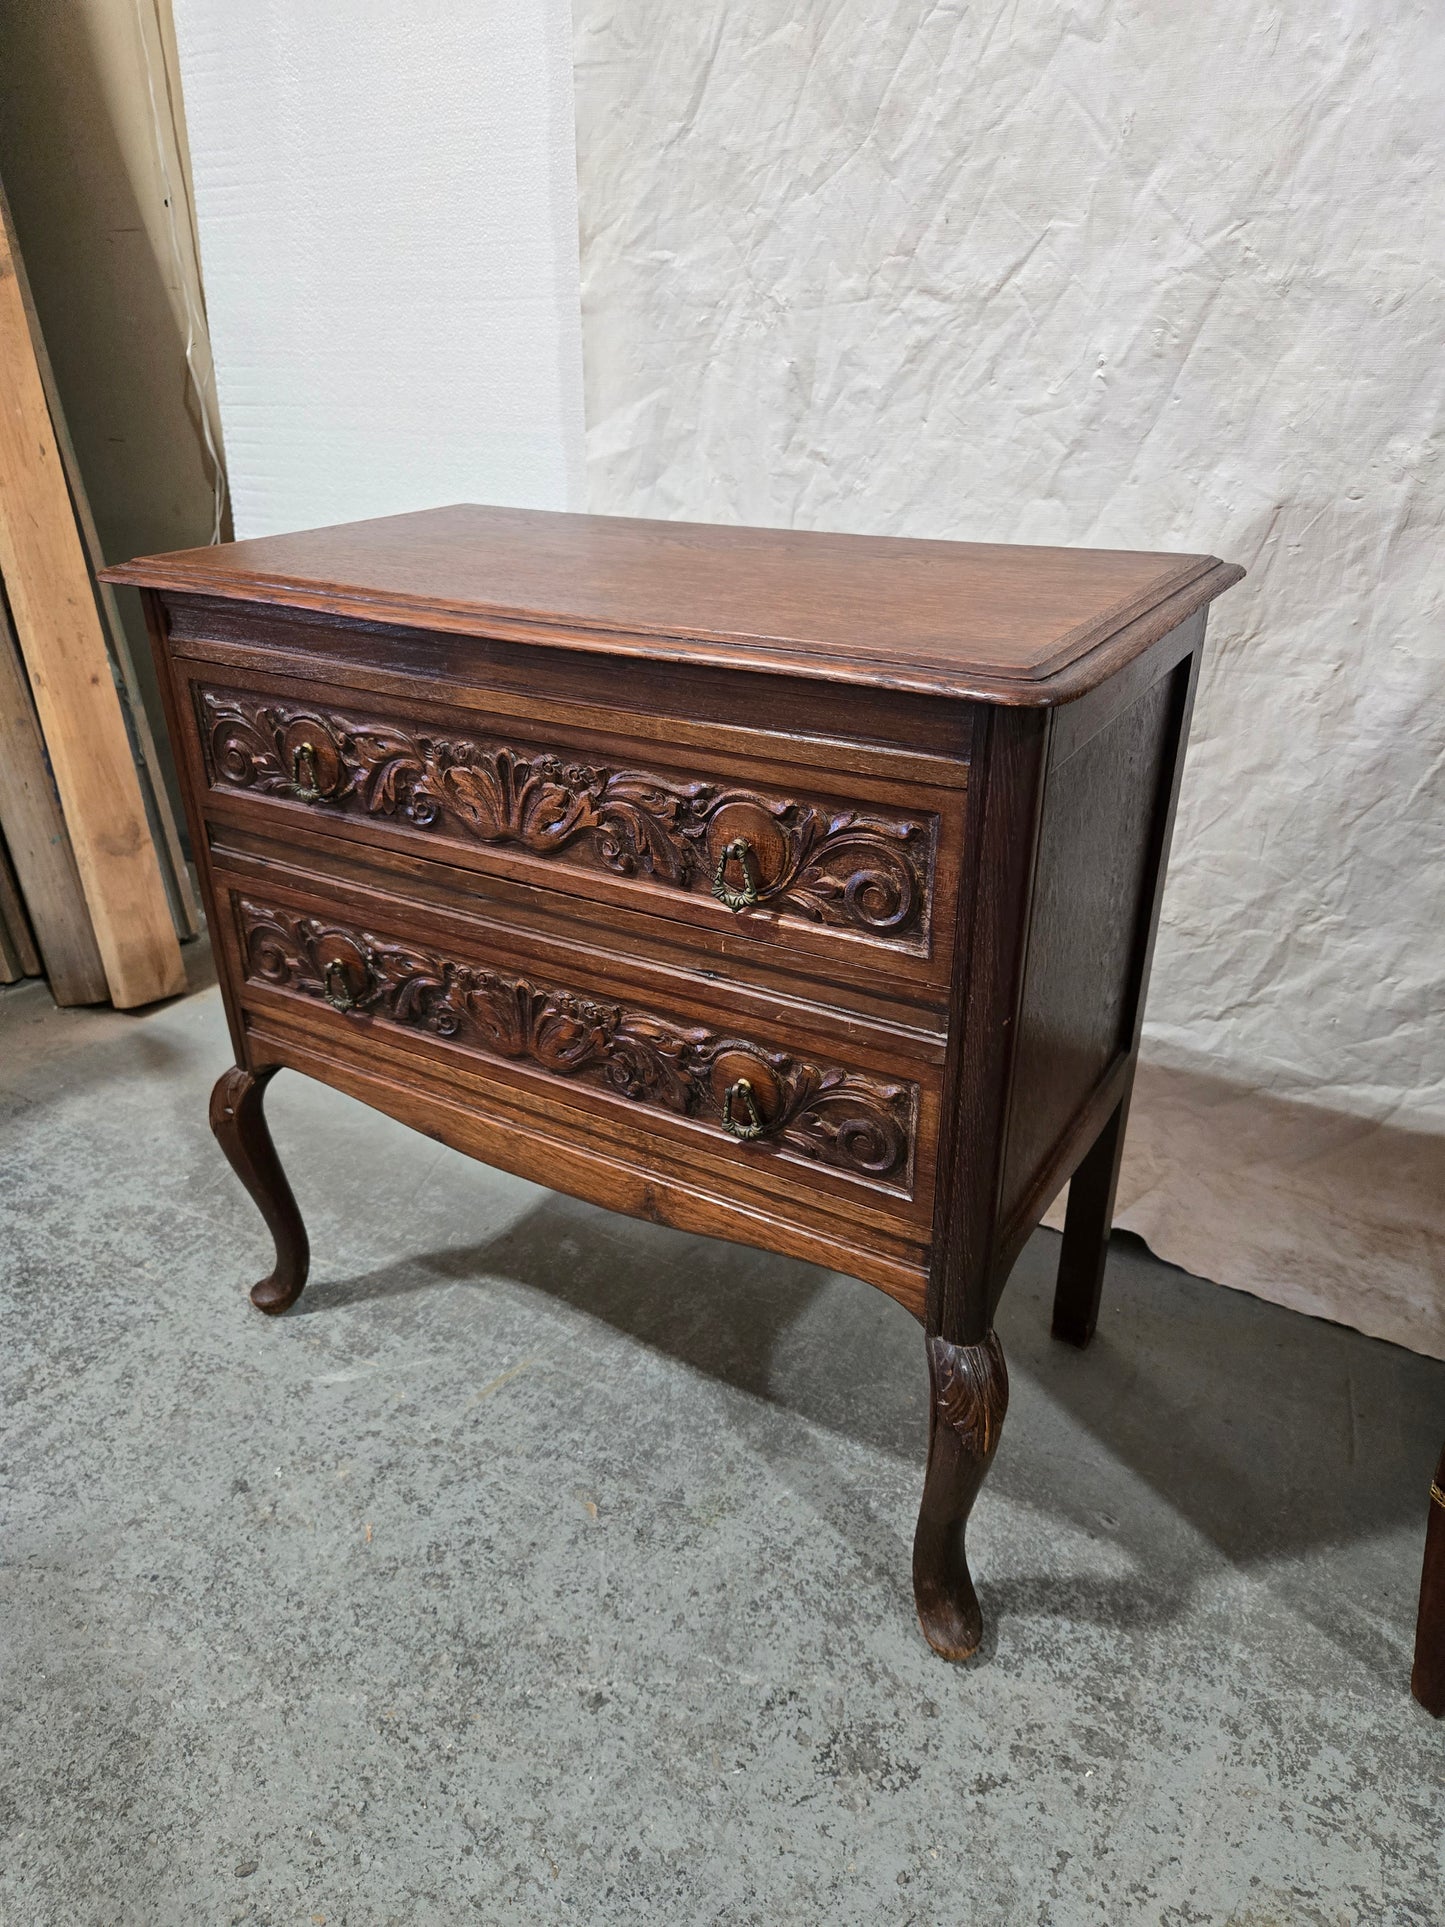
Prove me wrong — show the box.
[912,1329,1009,1661]
[1051,1095,1129,1348]
[209,1064,310,1315]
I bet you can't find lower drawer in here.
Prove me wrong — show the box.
[210,865,941,1257]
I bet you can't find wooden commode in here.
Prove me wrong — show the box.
[105,505,1243,1660]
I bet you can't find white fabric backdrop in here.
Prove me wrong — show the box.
[173,0,586,536]
[575,1,1445,1353]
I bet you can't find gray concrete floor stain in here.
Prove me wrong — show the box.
[1,951,1441,1925]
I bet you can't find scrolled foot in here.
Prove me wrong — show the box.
[209,1064,310,1314]
[912,1329,1009,1661]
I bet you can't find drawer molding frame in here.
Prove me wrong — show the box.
[237,895,917,1184]
[204,687,934,940]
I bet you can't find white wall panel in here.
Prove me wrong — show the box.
[173,0,584,537]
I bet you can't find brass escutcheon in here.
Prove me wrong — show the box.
[712,836,761,912]
[721,1076,767,1140]
[323,956,363,1012]
[292,740,324,801]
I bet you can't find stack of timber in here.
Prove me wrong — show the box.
[0,176,193,1008]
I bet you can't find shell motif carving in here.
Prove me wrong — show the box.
[237,898,916,1185]
[202,691,932,940]
[926,1331,1009,1458]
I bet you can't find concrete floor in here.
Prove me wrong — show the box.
[1,949,1441,1927]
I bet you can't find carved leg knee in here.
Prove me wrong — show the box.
[209,1064,310,1314]
[912,1330,1009,1661]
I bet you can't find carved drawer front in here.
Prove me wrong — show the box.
[197,682,941,965]
[230,892,922,1201]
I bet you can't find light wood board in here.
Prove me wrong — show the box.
[0,590,108,1002]
[0,175,198,940]
[0,197,183,1006]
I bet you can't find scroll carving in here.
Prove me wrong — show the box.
[237,898,916,1185]
[202,690,932,939]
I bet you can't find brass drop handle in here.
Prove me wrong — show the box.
[712,836,761,912]
[722,1076,767,1140]
[323,956,364,1012]
[292,740,323,801]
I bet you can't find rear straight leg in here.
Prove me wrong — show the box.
[209,1064,310,1314]
[1051,1092,1129,1349]
[1412,1444,1445,1717]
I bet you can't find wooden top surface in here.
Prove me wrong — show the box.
[104,503,1243,703]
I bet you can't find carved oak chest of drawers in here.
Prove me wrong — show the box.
[105,505,1242,1660]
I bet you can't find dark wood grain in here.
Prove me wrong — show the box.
[198,681,938,947]
[1045,640,1205,1345]
[1412,1444,1445,1717]
[927,703,1051,1344]
[161,592,978,761]
[209,1064,309,1314]
[115,505,1243,1665]
[174,646,969,1000]
[913,1330,1009,1660]
[1051,1096,1130,1349]
[102,502,1243,703]
[207,818,949,1028]
[140,591,250,1062]
[1001,662,1177,1222]
[206,859,944,1255]
[246,1018,931,1313]
[232,891,919,1189]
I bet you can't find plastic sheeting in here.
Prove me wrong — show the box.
[576,1,1445,1353]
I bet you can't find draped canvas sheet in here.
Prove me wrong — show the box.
[574,1,1445,1355]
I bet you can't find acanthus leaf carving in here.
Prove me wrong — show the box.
[926,1331,1009,1458]
[204,691,932,940]
[235,897,915,1186]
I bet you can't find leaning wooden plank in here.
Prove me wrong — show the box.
[0,177,199,939]
[0,589,108,1003]
[0,910,24,983]
[0,224,184,1007]
[0,828,41,978]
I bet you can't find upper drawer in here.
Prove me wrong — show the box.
[185,664,965,986]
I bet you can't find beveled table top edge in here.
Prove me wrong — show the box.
[103,508,1244,707]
